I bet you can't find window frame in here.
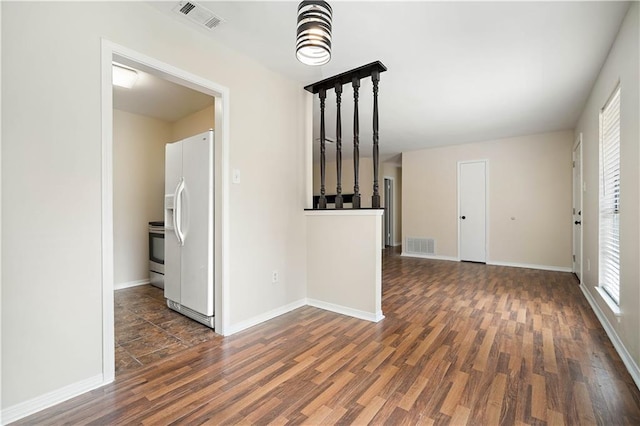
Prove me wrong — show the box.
[598,84,621,306]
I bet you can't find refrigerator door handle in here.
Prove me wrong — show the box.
[174,178,185,246]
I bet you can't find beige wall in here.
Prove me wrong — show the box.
[575,4,640,370]
[313,159,402,245]
[113,109,171,286]
[2,1,307,410]
[306,211,383,320]
[171,103,215,141]
[313,158,375,207]
[402,130,574,268]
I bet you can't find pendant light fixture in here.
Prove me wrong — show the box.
[296,1,332,66]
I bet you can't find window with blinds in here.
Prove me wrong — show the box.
[599,86,621,305]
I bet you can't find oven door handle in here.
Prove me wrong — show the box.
[174,177,185,246]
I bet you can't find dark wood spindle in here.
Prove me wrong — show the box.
[371,69,381,208]
[352,77,361,209]
[303,61,387,210]
[319,87,327,209]
[335,82,344,209]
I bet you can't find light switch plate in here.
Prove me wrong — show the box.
[232,169,241,184]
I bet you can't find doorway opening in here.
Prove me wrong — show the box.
[101,40,230,383]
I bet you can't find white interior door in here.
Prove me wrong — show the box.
[573,138,582,281]
[459,161,487,262]
[180,131,214,316]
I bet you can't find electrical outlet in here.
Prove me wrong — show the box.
[272,270,279,283]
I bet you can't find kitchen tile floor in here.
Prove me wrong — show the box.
[115,285,218,375]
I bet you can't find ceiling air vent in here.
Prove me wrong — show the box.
[173,1,223,30]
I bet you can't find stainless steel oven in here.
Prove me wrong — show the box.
[148,221,165,289]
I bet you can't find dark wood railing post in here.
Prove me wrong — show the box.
[371,69,381,208]
[319,87,327,209]
[335,82,343,208]
[352,77,361,208]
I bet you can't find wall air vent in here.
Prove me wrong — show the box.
[406,237,435,255]
[173,1,223,30]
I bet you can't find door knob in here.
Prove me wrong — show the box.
[574,220,581,225]
[460,216,466,220]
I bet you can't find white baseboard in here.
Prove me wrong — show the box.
[1,374,105,425]
[114,278,150,290]
[307,298,384,323]
[393,242,402,247]
[401,252,459,262]
[225,298,307,335]
[579,283,640,390]
[487,261,572,273]
[225,297,385,336]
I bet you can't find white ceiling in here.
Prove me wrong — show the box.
[146,1,629,157]
[113,64,213,123]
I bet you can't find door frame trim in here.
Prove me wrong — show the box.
[572,133,583,281]
[457,159,489,262]
[101,39,231,384]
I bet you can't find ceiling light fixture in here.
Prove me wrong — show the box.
[112,63,139,88]
[296,1,332,66]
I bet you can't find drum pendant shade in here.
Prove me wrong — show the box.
[296,1,332,66]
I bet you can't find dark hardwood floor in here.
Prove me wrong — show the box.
[115,285,217,374]
[15,247,640,425]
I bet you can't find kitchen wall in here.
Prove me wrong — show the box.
[113,109,172,287]
[113,104,215,288]
[402,130,574,269]
[171,103,215,142]
[2,1,308,413]
[574,3,640,376]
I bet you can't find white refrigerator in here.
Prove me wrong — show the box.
[164,130,215,328]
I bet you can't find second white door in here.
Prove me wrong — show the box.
[459,161,487,262]
[572,137,582,281]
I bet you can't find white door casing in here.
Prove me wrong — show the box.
[458,161,487,262]
[102,39,231,385]
[572,135,583,281]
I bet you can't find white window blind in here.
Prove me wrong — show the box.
[599,86,621,305]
